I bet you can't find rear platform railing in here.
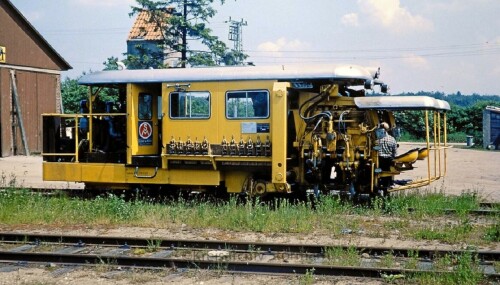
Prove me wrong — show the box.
[42,113,126,163]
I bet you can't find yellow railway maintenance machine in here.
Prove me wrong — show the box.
[42,64,450,198]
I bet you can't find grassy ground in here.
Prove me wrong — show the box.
[0,189,497,243]
[0,188,498,284]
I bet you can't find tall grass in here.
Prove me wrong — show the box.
[0,189,495,246]
[0,190,142,224]
[383,191,481,218]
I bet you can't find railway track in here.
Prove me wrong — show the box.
[0,233,498,280]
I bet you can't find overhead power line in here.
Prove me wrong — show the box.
[246,42,500,63]
[247,42,500,54]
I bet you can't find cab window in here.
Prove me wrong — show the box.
[226,90,269,119]
[170,91,210,119]
[138,93,152,120]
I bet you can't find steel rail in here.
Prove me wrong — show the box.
[479,202,498,208]
[443,208,499,216]
[406,207,499,216]
[0,250,498,279]
[1,233,499,261]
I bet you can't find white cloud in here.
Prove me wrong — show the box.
[76,0,134,7]
[358,0,433,33]
[341,13,359,27]
[257,37,311,58]
[256,38,312,64]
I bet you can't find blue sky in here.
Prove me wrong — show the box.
[10,0,500,95]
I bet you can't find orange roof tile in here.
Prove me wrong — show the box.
[128,10,171,41]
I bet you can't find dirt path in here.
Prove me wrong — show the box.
[398,143,500,201]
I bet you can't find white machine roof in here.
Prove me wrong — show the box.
[78,64,378,85]
[354,96,451,111]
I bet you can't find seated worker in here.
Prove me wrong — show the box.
[376,122,398,187]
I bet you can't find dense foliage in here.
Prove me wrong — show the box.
[61,76,120,114]
[61,75,89,114]
[394,92,500,145]
[399,91,500,108]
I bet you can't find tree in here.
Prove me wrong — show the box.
[61,76,88,114]
[103,56,120,70]
[61,74,120,114]
[126,44,167,69]
[394,110,426,139]
[459,101,500,146]
[61,57,122,114]
[130,0,247,68]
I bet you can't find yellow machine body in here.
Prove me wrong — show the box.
[42,64,450,196]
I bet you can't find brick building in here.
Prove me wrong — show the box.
[0,0,71,156]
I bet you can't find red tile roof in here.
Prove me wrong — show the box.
[128,10,171,41]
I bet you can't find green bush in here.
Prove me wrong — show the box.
[447,132,467,143]
[398,132,424,142]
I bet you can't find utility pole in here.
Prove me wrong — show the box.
[181,0,188,68]
[226,17,247,53]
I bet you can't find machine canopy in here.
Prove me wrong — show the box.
[354,96,450,111]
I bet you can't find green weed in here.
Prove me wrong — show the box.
[299,268,315,285]
[407,252,484,285]
[483,224,499,242]
[323,246,359,266]
[404,249,419,269]
[146,238,162,252]
[385,191,480,218]
[379,250,396,268]
[413,218,474,243]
